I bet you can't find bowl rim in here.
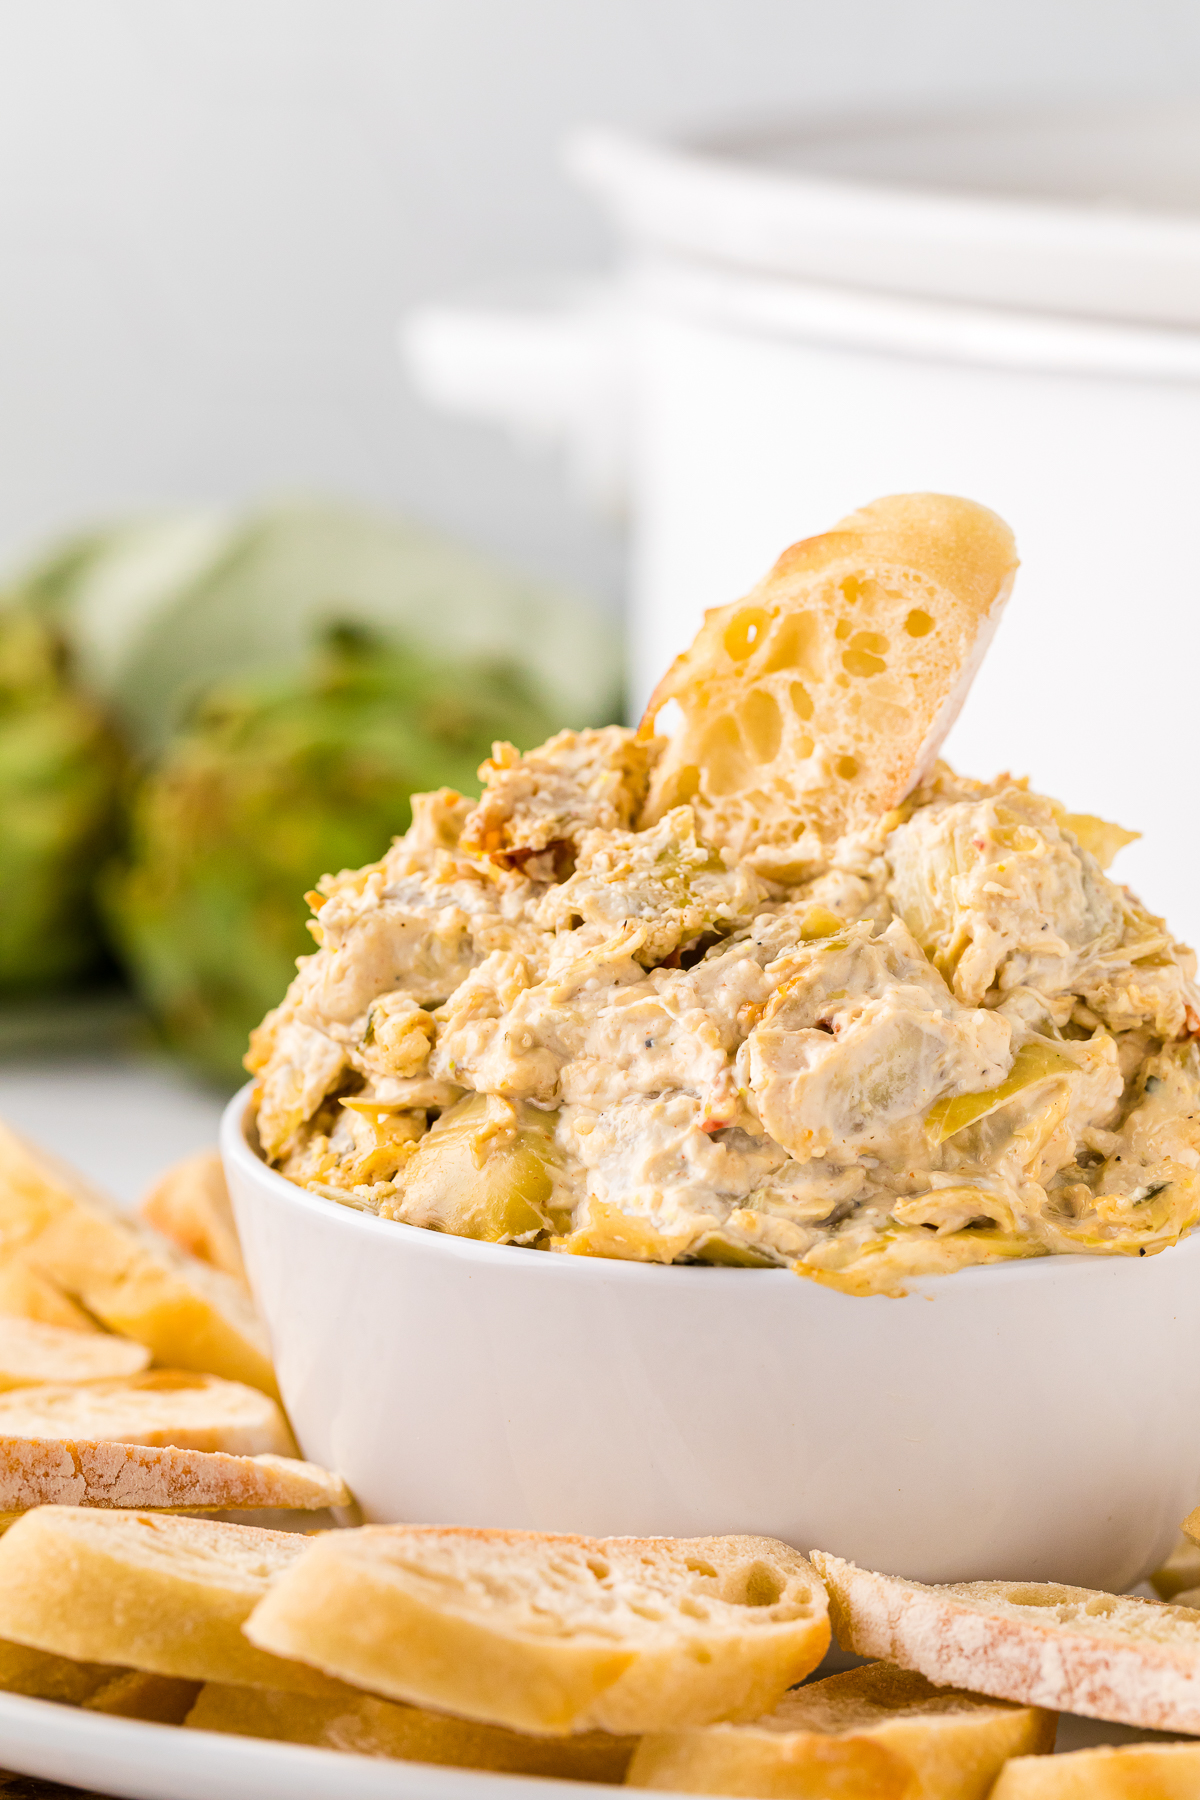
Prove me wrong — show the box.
[221,1080,1200,1294]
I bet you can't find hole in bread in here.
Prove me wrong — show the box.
[661,763,700,808]
[739,689,782,763]
[1084,1595,1120,1617]
[758,610,820,677]
[905,608,935,637]
[629,1601,666,1621]
[742,1563,785,1607]
[840,576,863,605]
[1003,1586,1073,1608]
[701,716,751,797]
[835,619,853,641]
[835,755,859,780]
[679,1597,709,1620]
[842,648,887,678]
[585,1557,611,1582]
[797,734,814,759]
[724,607,769,661]
[686,1559,718,1579]
[688,1644,714,1663]
[789,681,813,721]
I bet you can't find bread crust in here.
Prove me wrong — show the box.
[629,1660,1055,1797]
[0,1507,340,1693]
[0,1437,347,1512]
[0,1370,295,1458]
[186,1680,637,1779]
[641,494,1017,872]
[0,1122,276,1397]
[245,1526,830,1736]
[992,1742,1200,1797]
[812,1552,1200,1733]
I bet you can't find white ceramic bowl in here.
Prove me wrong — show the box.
[222,1082,1200,1591]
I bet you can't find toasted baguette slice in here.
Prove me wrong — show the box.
[641,494,1017,875]
[0,1507,339,1692]
[245,1527,829,1736]
[628,1660,1055,1798]
[0,1254,99,1332]
[0,1121,276,1396]
[0,1370,295,1457]
[1152,1538,1200,1602]
[141,1151,247,1287]
[186,1681,637,1781]
[0,1635,121,1703]
[0,1437,347,1512]
[82,1669,202,1723]
[992,1742,1200,1797]
[0,1316,149,1389]
[812,1551,1200,1733]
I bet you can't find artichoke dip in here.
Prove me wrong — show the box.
[247,496,1200,1293]
[247,729,1200,1295]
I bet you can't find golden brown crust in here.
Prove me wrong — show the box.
[245,1526,830,1736]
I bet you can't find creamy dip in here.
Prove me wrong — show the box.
[248,727,1200,1294]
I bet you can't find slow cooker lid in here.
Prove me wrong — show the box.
[569,100,1200,330]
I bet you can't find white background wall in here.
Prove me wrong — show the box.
[0,0,1198,617]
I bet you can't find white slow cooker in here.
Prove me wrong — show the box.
[404,100,1200,936]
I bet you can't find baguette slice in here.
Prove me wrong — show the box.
[245,1526,829,1736]
[0,1507,341,1693]
[0,1121,276,1396]
[0,1635,122,1703]
[628,1660,1055,1798]
[0,1370,295,1457]
[186,1682,636,1781]
[82,1669,202,1724]
[0,1437,347,1512]
[1153,1538,1200,1602]
[0,1254,99,1332]
[141,1151,247,1287]
[992,1742,1200,1797]
[641,493,1017,875]
[812,1551,1200,1733]
[0,1316,149,1389]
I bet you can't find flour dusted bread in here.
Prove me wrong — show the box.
[0,1370,295,1457]
[0,1507,339,1692]
[628,1660,1055,1798]
[0,1315,149,1389]
[0,1437,347,1513]
[641,494,1017,874]
[245,1526,829,1736]
[186,1681,637,1780]
[812,1551,1200,1733]
[0,1121,275,1395]
[992,1742,1200,1797]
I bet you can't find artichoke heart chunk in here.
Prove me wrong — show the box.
[924,1040,1079,1145]
[391,1092,569,1242]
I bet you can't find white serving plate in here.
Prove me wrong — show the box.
[0,1686,1180,1796]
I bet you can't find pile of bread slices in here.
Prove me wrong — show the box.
[3,1126,1200,1795]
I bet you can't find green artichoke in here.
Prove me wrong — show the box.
[103,625,559,1085]
[0,609,124,991]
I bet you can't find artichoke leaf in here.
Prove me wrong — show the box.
[925,1040,1078,1145]
[393,1091,568,1242]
